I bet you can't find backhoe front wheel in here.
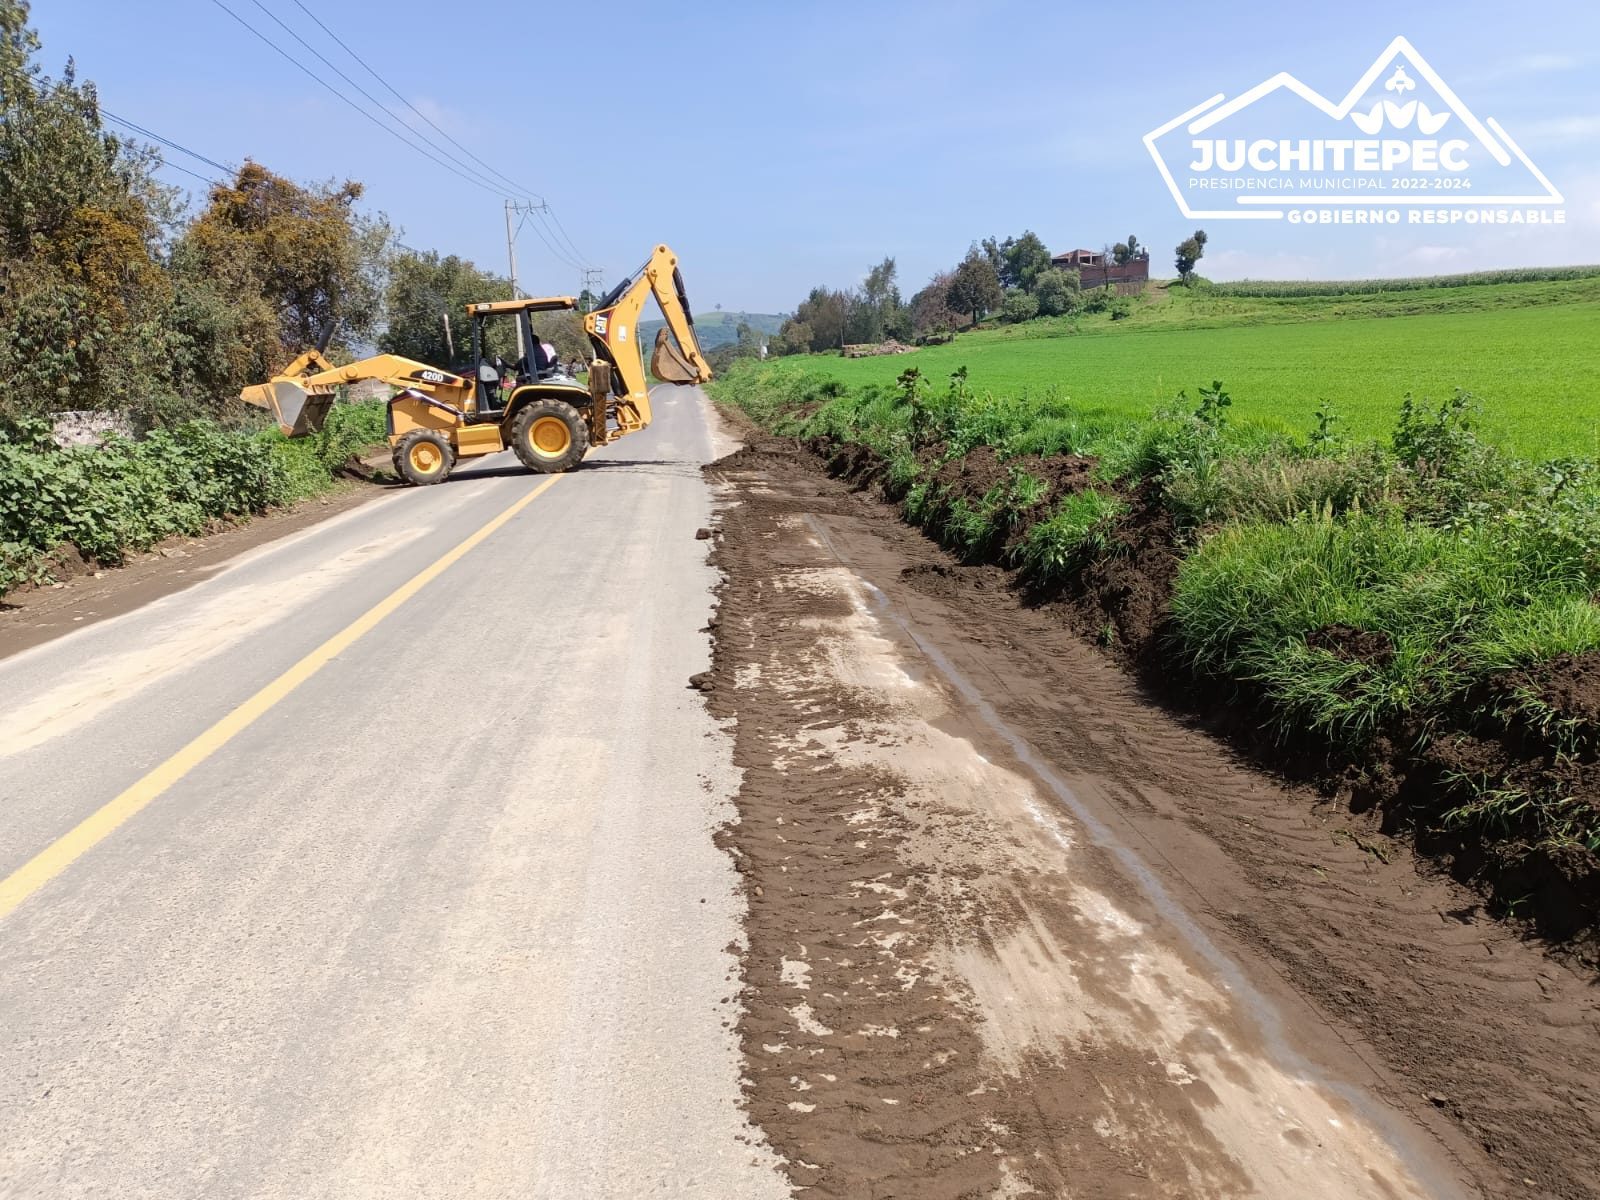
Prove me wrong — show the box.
[394,429,455,486]
[511,399,589,474]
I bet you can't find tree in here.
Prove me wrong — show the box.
[0,0,176,418]
[1006,231,1053,292]
[1175,229,1208,285]
[980,231,1052,291]
[790,285,848,351]
[1032,267,1081,317]
[851,256,902,344]
[380,249,512,368]
[182,163,391,370]
[946,252,1003,326]
[1112,235,1143,265]
[907,272,957,339]
[773,319,814,356]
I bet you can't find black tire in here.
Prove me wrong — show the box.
[511,398,588,474]
[393,429,454,486]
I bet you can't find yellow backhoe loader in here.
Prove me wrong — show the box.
[240,244,711,486]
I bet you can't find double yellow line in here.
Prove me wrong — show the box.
[0,474,563,922]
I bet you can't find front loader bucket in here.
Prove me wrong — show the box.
[650,327,698,385]
[239,379,334,438]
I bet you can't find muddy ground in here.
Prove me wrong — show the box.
[703,436,1600,1198]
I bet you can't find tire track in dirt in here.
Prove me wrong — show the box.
[704,438,1600,1199]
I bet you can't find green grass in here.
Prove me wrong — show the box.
[761,277,1600,461]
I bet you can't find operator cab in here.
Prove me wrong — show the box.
[465,301,574,420]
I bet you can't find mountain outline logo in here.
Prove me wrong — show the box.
[1144,36,1564,221]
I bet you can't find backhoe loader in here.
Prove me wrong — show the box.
[240,244,711,486]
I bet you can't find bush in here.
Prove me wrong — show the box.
[1033,268,1080,317]
[0,401,386,595]
[1000,288,1039,324]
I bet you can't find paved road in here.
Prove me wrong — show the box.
[0,389,789,1199]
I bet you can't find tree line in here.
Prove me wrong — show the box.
[0,0,569,428]
[764,228,1207,359]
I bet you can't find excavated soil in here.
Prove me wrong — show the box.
[704,436,1600,1199]
[808,430,1600,950]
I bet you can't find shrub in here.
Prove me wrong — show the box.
[1001,288,1039,324]
[0,401,386,594]
[1012,489,1124,584]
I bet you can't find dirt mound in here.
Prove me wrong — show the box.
[929,443,1096,503]
[1526,650,1600,727]
[1041,481,1181,664]
[840,340,914,357]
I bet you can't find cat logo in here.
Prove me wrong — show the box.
[593,315,609,336]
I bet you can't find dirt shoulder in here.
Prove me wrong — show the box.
[0,482,383,662]
[704,437,1600,1198]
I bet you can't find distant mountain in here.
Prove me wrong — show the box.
[640,310,787,352]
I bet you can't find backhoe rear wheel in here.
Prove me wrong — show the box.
[511,399,588,474]
[394,429,455,486]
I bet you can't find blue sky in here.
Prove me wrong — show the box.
[29,0,1600,312]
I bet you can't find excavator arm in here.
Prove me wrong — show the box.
[240,351,474,436]
[583,244,712,438]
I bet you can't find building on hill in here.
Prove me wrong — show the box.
[1052,247,1149,294]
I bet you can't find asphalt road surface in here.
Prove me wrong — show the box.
[0,388,789,1199]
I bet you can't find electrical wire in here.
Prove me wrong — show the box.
[285,0,545,204]
[281,0,593,270]
[517,206,584,272]
[29,76,231,189]
[100,112,234,179]
[205,0,514,201]
[534,209,592,270]
[243,0,521,197]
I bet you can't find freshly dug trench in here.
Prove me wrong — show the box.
[703,433,1600,1199]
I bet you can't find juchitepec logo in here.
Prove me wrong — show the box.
[1144,36,1565,227]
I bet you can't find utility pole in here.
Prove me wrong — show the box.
[504,200,524,360]
[581,267,604,309]
[503,198,553,360]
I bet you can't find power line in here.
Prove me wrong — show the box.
[29,75,232,189]
[284,0,545,204]
[520,207,584,272]
[242,0,520,198]
[100,111,234,179]
[537,206,591,268]
[205,0,513,201]
[280,0,593,269]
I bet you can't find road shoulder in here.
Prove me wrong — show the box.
[702,435,1600,1199]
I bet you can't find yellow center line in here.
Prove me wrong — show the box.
[0,473,565,922]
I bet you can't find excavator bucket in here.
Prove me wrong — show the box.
[650,327,698,385]
[239,379,334,438]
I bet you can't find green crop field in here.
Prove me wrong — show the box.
[762,277,1600,461]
